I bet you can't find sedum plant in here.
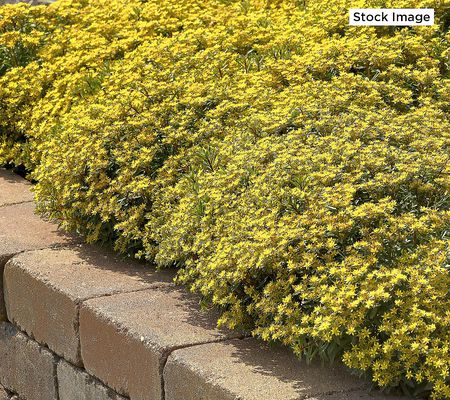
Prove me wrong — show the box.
[1,0,450,397]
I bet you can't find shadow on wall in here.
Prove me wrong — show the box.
[74,243,235,336]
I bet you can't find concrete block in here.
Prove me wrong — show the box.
[57,359,127,400]
[4,246,174,366]
[80,286,241,400]
[0,202,76,321]
[0,322,57,400]
[0,170,33,208]
[164,338,369,400]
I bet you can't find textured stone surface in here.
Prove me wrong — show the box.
[4,246,174,366]
[57,359,127,400]
[0,202,75,261]
[164,338,388,400]
[0,322,57,400]
[80,286,242,400]
[0,173,27,321]
[0,385,9,400]
[0,170,33,208]
[0,201,76,321]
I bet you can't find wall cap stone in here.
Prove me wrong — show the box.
[4,246,175,366]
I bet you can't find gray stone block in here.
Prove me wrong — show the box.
[0,322,57,400]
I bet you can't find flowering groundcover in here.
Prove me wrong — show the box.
[1,0,450,397]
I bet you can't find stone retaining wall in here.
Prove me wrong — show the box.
[0,169,405,400]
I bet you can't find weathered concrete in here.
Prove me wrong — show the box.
[0,322,57,400]
[0,202,77,321]
[4,246,174,366]
[0,202,75,262]
[80,287,243,400]
[164,338,378,400]
[0,170,32,322]
[0,170,33,208]
[57,359,127,400]
[0,385,9,400]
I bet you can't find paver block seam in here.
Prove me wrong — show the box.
[3,246,175,366]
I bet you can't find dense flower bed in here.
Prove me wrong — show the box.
[1,0,449,397]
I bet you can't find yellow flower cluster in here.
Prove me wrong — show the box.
[1,0,449,397]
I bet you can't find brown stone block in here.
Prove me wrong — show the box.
[4,246,174,366]
[164,338,372,400]
[0,202,77,321]
[57,359,127,400]
[0,385,9,400]
[0,170,33,208]
[80,287,242,400]
[0,202,75,261]
[0,322,57,400]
